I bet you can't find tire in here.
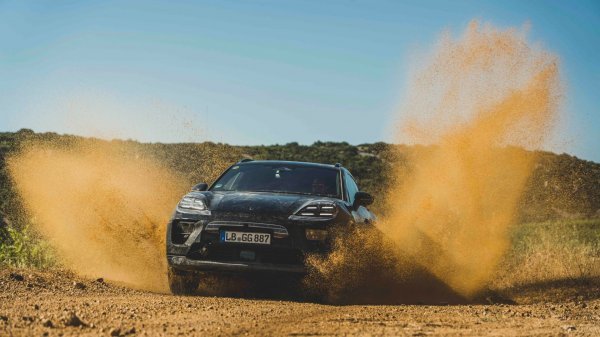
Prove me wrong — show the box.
[168,267,200,295]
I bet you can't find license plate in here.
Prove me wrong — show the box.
[220,231,271,245]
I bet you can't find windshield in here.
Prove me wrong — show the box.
[211,164,341,198]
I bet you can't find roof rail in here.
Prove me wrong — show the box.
[334,163,342,167]
[238,158,253,163]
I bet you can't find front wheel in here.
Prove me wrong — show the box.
[168,267,200,295]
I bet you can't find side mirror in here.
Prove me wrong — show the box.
[353,191,374,208]
[191,183,208,192]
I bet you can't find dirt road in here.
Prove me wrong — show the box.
[1,269,599,336]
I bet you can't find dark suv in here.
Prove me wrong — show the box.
[166,160,376,294]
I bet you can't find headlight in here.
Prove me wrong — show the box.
[177,195,209,214]
[296,202,337,218]
[305,229,328,241]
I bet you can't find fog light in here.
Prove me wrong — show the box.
[305,229,328,241]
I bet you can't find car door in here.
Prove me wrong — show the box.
[344,170,376,224]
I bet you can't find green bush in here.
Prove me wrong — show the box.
[0,224,56,268]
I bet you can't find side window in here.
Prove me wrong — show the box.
[344,171,359,204]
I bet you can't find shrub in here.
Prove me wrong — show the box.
[0,224,56,268]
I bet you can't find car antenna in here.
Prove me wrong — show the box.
[238,158,253,163]
[334,163,342,167]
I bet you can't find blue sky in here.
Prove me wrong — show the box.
[1,0,598,161]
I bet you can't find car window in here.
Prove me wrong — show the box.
[344,171,359,204]
[211,164,341,198]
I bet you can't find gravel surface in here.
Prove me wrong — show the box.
[1,268,599,336]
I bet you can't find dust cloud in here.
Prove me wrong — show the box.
[305,226,469,304]
[7,140,190,292]
[380,21,561,297]
[306,21,560,302]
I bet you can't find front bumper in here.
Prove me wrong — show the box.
[168,255,307,274]
[166,210,339,276]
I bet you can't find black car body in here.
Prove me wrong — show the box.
[166,160,376,294]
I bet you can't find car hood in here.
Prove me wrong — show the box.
[207,191,333,218]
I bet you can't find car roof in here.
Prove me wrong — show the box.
[236,160,343,170]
